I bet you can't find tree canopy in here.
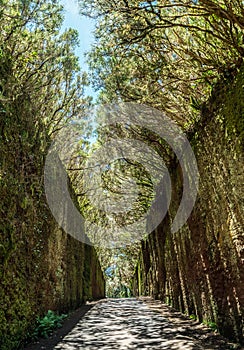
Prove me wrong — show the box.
[76,0,244,294]
[79,0,244,127]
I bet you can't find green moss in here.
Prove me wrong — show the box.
[0,171,105,349]
[132,64,244,344]
[222,66,244,145]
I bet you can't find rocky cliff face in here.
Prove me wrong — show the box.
[0,148,105,349]
[133,68,244,344]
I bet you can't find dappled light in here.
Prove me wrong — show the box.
[53,299,236,350]
[1,0,243,348]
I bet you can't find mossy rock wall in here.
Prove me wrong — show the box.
[133,67,244,344]
[0,122,105,349]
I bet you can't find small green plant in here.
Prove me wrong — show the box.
[32,310,67,339]
[203,320,218,332]
[208,321,218,331]
[189,314,197,320]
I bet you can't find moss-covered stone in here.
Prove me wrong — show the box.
[133,65,244,344]
[0,142,105,350]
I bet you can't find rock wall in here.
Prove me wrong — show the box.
[133,68,244,343]
[0,138,105,349]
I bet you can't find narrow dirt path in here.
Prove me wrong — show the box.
[51,298,241,350]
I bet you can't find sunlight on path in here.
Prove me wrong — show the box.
[54,299,236,350]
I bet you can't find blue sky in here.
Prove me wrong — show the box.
[61,0,97,99]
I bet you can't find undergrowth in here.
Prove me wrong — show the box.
[32,310,67,339]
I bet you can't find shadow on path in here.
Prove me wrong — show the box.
[51,298,241,350]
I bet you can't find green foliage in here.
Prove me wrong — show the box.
[0,1,93,349]
[80,0,244,127]
[75,2,244,305]
[100,246,140,297]
[0,272,35,350]
[32,310,67,339]
[203,320,218,332]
